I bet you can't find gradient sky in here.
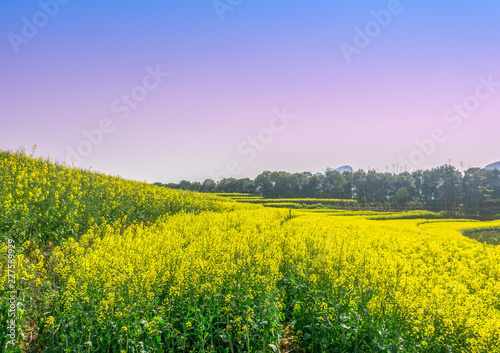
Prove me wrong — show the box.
[1,0,499,182]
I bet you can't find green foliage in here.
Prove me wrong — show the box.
[369,211,446,220]
[163,166,500,217]
[462,227,500,245]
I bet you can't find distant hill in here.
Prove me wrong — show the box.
[335,165,354,173]
[485,161,500,170]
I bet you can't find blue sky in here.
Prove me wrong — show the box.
[1,0,499,182]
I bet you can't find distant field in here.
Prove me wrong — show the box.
[214,193,357,209]
[369,210,446,220]
[213,193,262,198]
[463,227,500,245]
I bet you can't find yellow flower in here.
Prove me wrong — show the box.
[45,316,55,328]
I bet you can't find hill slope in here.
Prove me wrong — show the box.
[486,161,500,170]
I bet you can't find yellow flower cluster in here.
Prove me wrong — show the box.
[0,149,253,245]
[283,213,500,351]
[51,209,286,349]
[55,209,285,313]
[51,205,500,351]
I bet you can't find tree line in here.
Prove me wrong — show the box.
[155,165,500,217]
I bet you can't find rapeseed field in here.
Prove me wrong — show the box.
[1,150,500,352]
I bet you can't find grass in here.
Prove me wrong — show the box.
[462,227,500,245]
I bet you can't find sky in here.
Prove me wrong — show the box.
[1,0,499,183]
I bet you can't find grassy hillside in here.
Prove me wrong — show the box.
[0,150,251,246]
[0,150,254,351]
